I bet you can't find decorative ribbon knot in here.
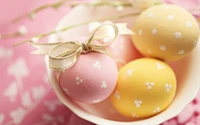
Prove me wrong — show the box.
[30,23,133,71]
[81,42,91,54]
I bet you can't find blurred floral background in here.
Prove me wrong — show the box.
[0,0,199,125]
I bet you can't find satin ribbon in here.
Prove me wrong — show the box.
[30,23,133,71]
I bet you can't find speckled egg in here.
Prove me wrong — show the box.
[108,36,143,70]
[110,58,177,119]
[59,52,118,104]
[132,4,199,61]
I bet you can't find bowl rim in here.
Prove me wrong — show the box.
[45,40,200,125]
[45,4,200,125]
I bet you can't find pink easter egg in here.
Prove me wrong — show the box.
[59,52,118,104]
[108,35,143,69]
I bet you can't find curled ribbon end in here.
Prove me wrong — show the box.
[116,23,134,35]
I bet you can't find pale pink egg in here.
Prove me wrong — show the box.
[59,52,118,104]
[108,35,143,69]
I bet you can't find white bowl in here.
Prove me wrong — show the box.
[45,5,200,125]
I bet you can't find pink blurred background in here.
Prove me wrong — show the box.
[0,0,200,125]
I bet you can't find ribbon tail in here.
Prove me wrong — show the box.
[115,23,134,35]
[31,50,48,55]
[30,42,62,55]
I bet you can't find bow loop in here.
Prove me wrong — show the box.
[30,23,133,71]
[48,42,82,70]
[87,23,119,47]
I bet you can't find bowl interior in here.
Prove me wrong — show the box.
[46,4,200,125]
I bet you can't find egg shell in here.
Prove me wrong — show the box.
[59,52,118,104]
[108,35,143,70]
[132,4,199,61]
[110,58,177,119]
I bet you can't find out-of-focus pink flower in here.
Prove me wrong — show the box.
[162,0,200,9]
[196,115,200,124]
[163,0,200,19]
[177,103,196,124]
[162,119,178,125]
[186,123,197,125]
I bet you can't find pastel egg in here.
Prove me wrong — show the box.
[59,52,118,104]
[132,4,199,61]
[110,58,177,119]
[108,36,143,70]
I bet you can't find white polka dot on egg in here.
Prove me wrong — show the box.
[148,13,153,18]
[147,49,152,54]
[156,62,165,69]
[146,82,154,90]
[178,50,185,55]
[186,21,192,28]
[132,113,139,118]
[174,32,182,39]
[165,84,172,92]
[164,5,169,9]
[159,45,167,51]
[76,77,83,85]
[167,15,174,20]
[93,61,102,69]
[127,69,134,76]
[138,29,143,35]
[114,90,120,100]
[153,107,161,113]
[193,40,197,47]
[152,28,157,35]
[101,81,107,88]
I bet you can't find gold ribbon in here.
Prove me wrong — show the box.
[30,23,133,71]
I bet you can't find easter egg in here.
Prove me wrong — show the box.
[110,58,177,119]
[132,4,199,61]
[108,35,143,70]
[59,52,118,104]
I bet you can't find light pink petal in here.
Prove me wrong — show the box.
[177,103,196,124]
[162,0,200,9]
[196,115,200,124]
[195,100,200,113]
[162,119,177,125]
[186,123,197,125]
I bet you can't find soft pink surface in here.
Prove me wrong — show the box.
[108,36,143,70]
[60,52,118,104]
[0,0,199,125]
[0,0,94,125]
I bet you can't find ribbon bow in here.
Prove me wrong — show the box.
[30,23,133,71]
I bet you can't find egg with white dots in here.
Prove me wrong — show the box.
[110,58,177,119]
[132,4,199,61]
[59,52,118,104]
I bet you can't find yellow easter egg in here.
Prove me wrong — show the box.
[132,4,199,61]
[110,58,177,119]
